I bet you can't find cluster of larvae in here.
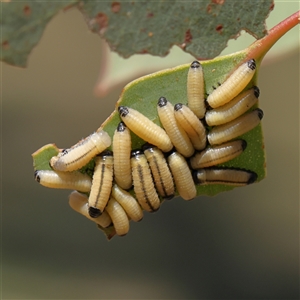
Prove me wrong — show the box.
[34,58,263,237]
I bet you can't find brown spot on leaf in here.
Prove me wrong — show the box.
[95,12,108,33]
[269,2,274,10]
[212,0,225,4]
[216,24,223,34]
[147,12,154,18]
[185,29,192,43]
[2,40,9,50]
[23,5,31,16]
[111,2,121,13]
[206,4,212,13]
[148,32,153,37]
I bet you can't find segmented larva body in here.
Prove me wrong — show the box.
[193,167,258,186]
[205,87,260,126]
[206,59,256,108]
[142,143,175,200]
[111,184,143,222]
[208,108,264,146]
[88,151,114,218]
[118,106,173,152]
[157,97,194,158]
[50,130,111,172]
[69,191,112,228]
[34,57,265,238]
[189,140,247,169]
[34,170,92,192]
[105,197,130,236]
[187,60,206,119]
[167,151,196,200]
[113,122,132,190]
[174,103,207,151]
[131,150,161,212]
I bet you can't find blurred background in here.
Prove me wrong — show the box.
[2,2,299,299]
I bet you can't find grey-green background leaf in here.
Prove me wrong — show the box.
[1,0,273,66]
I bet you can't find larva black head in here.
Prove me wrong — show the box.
[118,106,129,117]
[142,142,155,152]
[241,139,247,151]
[88,206,102,218]
[247,59,256,70]
[190,60,200,69]
[174,103,183,111]
[256,108,264,120]
[131,149,143,158]
[247,171,258,184]
[157,96,168,107]
[34,170,40,182]
[162,194,175,201]
[149,206,160,213]
[117,121,126,132]
[192,170,201,185]
[253,86,260,98]
[99,150,113,157]
[164,148,176,157]
[62,149,68,155]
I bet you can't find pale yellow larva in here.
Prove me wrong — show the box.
[205,86,259,126]
[193,167,258,186]
[142,144,175,200]
[207,108,263,146]
[187,60,206,119]
[88,151,114,218]
[105,197,130,236]
[69,191,112,228]
[50,130,111,172]
[118,106,173,152]
[34,170,92,192]
[174,103,207,151]
[189,140,247,169]
[206,59,256,108]
[111,184,143,222]
[131,150,161,212]
[157,97,194,157]
[167,151,196,200]
[113,122,132,190]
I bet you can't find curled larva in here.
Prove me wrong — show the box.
[88,151,114,218]
[167,151,196,200]
[34,170,92,192]
[118,106,173,152]
[105,197,130,236]
[142,143,175,200]
[190,140,247,169]
[193,167,258,186]
[131,150,161,212]
[174,103,207,151]
[111,184,143,222]
[157,97,194,157]
[69,191,112,228]
[113,122,132,190]
[187,60,206,119]
[206,59,256,108]
[50,130,111,172]
[205,86,260,126]
[207,108,263,145]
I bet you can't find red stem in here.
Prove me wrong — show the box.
[247,10,300,61]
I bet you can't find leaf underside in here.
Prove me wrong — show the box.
[1,0,273,67]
